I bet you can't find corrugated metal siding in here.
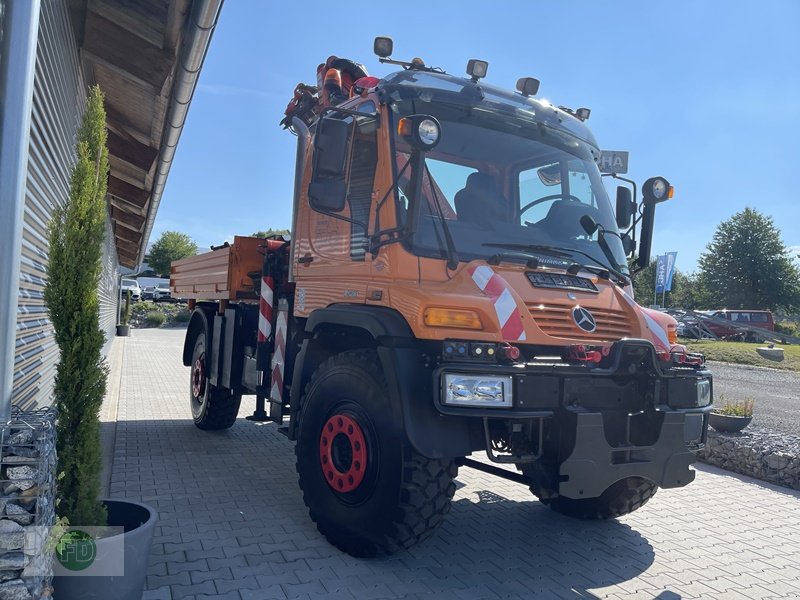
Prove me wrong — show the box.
[99,217,120,350]
[13,0,119,411]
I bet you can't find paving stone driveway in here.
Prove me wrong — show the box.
[109,329,800,600]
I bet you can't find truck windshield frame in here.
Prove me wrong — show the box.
[382,73,629,275]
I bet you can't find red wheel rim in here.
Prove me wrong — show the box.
[319,414,367,493]
[191,357,205,398]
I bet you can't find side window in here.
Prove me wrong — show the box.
[347,114,378,261]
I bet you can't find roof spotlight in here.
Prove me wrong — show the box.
[466,59,489,82]
[373,36,393,58]
[575,107,591,121]
[516,77,540,97]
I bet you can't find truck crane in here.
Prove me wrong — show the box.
[171,37,712,557]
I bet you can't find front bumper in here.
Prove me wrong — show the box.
[433,339,712,498]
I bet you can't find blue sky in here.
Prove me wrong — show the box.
[153,0,800,272]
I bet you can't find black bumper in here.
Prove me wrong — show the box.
[433,339,712,498]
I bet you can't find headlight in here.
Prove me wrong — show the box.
[697,378,711,407]
[417,119,439,147]
[443,374,513,408]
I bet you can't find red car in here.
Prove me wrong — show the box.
[705,310,774,339]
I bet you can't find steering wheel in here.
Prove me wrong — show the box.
[519,194,583,219]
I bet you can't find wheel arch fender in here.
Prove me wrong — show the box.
[288,305,475,458]
[183,307,212,366]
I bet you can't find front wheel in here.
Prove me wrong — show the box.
[189,333,241,430]
[541,476,658,520]
[295,351,458,557]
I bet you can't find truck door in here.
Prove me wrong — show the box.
[295,103,379,315]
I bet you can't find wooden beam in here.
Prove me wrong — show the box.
[109,195,148,217]
[82,10,173,90]
[88,0,169,49]
[108,175,149,208]
[117,250,139,268]
[115,238,140,255]
[107,129,158,173]
[111,206,146,231]
[114,223,142,245]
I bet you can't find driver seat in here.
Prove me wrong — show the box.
[455,172,507,224]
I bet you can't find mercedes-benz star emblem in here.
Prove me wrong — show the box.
[572,306,597,333]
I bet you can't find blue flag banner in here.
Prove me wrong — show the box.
[655,254,668,294]
[655,252,678,294]
[664,252,678,292]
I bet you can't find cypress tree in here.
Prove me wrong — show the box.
[44,85,109,526]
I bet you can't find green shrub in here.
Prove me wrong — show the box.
[173,310,192,323]
[775,321,799,337]
[44,85,109,527]
[145,311,167,327]
[713,397,754,417]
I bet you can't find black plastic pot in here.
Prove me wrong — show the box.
[53,499,157,600]
[709,412,752,433]
[116,325,130,337]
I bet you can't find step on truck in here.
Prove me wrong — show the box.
[171,38,712,557]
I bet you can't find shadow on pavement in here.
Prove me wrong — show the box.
[108,415,668,599]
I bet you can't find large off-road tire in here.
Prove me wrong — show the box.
[189,333,241,430]
[295,350,458,557]
[541,476,658,520]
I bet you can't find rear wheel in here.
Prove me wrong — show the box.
[189,334,241,430]
[539,476,658,520]
[295,351,457,557]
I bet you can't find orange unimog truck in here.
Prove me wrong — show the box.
[172,38,712,557]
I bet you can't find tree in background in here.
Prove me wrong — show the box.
[44,85,109,526]
[632,260,707,309]
[146,231,198,277]
[252,228,290,238]
[698,208,800,311]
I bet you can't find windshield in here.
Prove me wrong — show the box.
[389,99,629,275]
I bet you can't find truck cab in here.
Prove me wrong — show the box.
[172,42,712,557]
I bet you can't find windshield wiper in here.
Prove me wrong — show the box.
[482,242,629,285]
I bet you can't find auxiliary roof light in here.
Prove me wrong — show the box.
[466,59,489,82]
[575,107,591,121]
[516,77,540,97]
[373,36,393,58]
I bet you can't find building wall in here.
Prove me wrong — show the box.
[12,0,119,411]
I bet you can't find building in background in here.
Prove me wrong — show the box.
[0,0,222,418]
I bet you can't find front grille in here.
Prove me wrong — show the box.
[527,302,633,341]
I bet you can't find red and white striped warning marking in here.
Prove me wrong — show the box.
[257,276,274,343]
[468,265,526,341]
[270,310,288,403]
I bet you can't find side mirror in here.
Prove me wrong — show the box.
[621,232,635,256]
[309,116,351,212]
[637,203,655,269]
[615,186,634,230]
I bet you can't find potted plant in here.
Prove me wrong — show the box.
[116,290,131,336]
[44,86,157,600]
[709,397,754,433]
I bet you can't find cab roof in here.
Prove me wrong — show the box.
[376,70,599,153]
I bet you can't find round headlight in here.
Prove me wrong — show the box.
[417,119,440,147]
[650,178,668,200]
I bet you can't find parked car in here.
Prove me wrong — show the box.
[142,286,156,301]
[121,278,141,302]
[152,285,174,302]
[705,310,774,340]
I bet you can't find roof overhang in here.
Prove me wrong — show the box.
[71,0,223,268]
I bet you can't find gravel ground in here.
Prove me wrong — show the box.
[708,360,800,437]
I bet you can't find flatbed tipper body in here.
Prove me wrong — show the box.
[172,40,712,557]
[171,236,264,301]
